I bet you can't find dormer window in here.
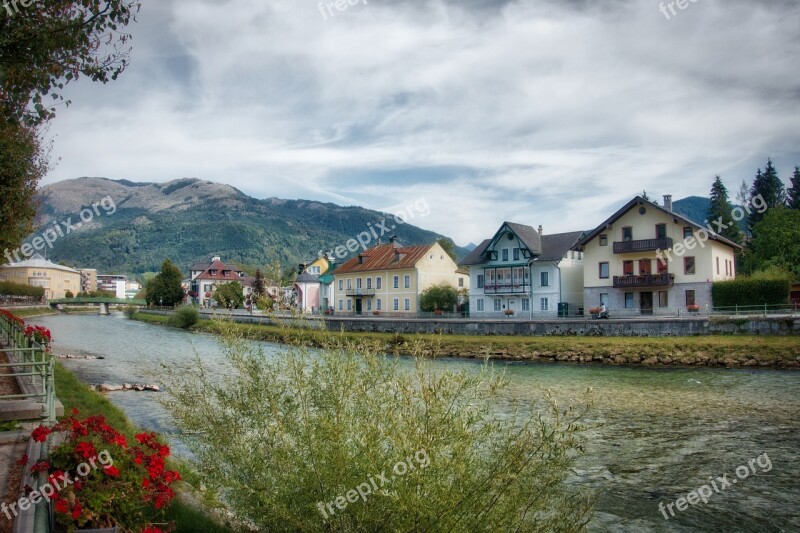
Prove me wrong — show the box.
[358,255,364,265]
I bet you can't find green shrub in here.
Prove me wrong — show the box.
[168,306,199,329]
[255,295,274,311]
[0,281,45,298]
[712,273,791,307]
[123,305,139,319]
[419,283,459,312]
[163,327,594,532]
[64,290,74,298]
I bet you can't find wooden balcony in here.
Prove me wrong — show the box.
[346,288,376,297]
[613,273,674,289]
[613,237,673,254]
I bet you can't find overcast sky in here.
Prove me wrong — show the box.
[42,0,800,246]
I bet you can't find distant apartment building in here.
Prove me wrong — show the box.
[0,254,80,300]
[97,274,127,299]
[79,268,98,294]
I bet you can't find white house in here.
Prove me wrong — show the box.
[460,222,585,318]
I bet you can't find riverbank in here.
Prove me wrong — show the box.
[135,311,800,369]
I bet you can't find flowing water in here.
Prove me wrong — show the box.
[31,313,800,532]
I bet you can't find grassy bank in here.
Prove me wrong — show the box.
[2,307,58,318]
[54,362,231,532]
[134,311,800,369]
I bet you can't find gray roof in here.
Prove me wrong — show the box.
[460,239,492,266]
[3,254,79,273]
[295,272,320,283]
[537,231,586,261]
[458,222,545,267]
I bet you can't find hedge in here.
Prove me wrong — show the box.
[0,281,45,298]
[712,278,791,307]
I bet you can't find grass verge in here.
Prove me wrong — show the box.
[134,311,800,368]
[2,307,58,318]
[54,362,231,532]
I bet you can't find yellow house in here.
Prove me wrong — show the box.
[333,240,461,315]
[573,195,740,314]
[0,254,81,300]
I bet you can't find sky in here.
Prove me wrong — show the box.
[42,0,800,246]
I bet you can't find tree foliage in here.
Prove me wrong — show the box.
[213,281,244,309]
[0,280,44,298]
[748,160,786,230]
[163,330,594,532]
[419,283,459,312]
[787,166,800,210]
[744,207,800,280]
[706,176,742,245]
[145,259,184,306]
[253,269,266,298]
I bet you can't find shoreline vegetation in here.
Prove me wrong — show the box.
[134,311,800,369]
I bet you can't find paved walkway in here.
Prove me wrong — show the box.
[0,351,29,533]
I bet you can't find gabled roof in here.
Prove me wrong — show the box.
[458,222,542,267]
[573,196,742,250]
[195,259,250,282]
[459,239,492,266]
[189,262,211,272]
[335,243,433,274]
[538,231,586,261]
[295,272,319,283]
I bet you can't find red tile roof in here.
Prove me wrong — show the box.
[195,260,252,285]
[335,243,433,274]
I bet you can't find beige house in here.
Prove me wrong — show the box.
[0,254,81,300]
[333,239,461,315]
[573,195,740,315]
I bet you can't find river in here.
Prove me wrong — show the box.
[31,313,800,532]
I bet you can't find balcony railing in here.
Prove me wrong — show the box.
[613,237,673,254]
[346,288,376,297]
[483,283,530,294]
[613,273,675,289]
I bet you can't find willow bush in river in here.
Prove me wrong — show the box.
[163,324,593,532]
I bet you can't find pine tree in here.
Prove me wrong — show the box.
[707,176,742,244]
[253,269,266,298]
[749,160,786,229]
[787,166,800,210]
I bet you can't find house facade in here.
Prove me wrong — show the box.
[573,195,739,315]
[333,240,460,315]
[0,254,81,300]
[189,256,256,307]
[294,256,335,313]
[461,223,584,318]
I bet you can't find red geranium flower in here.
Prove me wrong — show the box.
[31,425,51,443]
[103,465,120,478]
[55,499,69,514]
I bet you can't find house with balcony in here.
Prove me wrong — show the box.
[333,239,460,315]
[572,195,740,315]
[460,222,585,317]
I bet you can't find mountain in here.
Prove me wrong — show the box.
[672,196,710,224]
[463,242,478,251]
[33,178,468,275]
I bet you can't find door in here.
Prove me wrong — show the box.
[640,292,653,316]
[355,299,362,315]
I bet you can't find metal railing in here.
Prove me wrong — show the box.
[613,237,673,254]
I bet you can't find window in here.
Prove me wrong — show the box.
[657,258,668,274]
[513,248,520,261]
[458,278,464,288]
[685,290,696,307]
[639,259,652,275]
[684,256,695,275]
[377,299,382,310]
[376,277,382,289]
[338,300,343,310]
[367,277,372,289]
[522,298,530,311]
[600,293,609,306]
[404,299,410,311]
[659,291,669,308]
[683,227,693,239]
[625,293,635,308]
[599,235,608,246]
[540,298,549,311]
[623,260,634,275]
[338,280,343,291]
[393,276,399,289]
[599,262,610,279]
[366,299,372,311]
[622,227,633,241]
[716,257,720,275]
[404,275,411,289]
[502,249,509,261]
[655,224,667,239]
[494,299,502,312]
[347,300,352,311]
[347,279,352,290]
[477,299,484,311]
[540,272,549,287]
[393,299,399,311]
[357,278,362,289]
[477,275,484,289]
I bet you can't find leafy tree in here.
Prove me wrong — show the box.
[744,207,800,280]
[787,166,800,210]
[164,329,593,532]
[435,237,458,262]
[145,259,184,306]
[419,283,459,312]
[253,269,266,298]
[64,290,74,299]
[213,281,244,309]
[706,176,742,244]
[749,159,786,229]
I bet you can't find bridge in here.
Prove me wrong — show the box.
[48,297,148,315]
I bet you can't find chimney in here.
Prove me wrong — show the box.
[389,236,397,244]
[298,263,305,274]
[537,225,543,236]
[663,195,673,211]
[212,256,221,263]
